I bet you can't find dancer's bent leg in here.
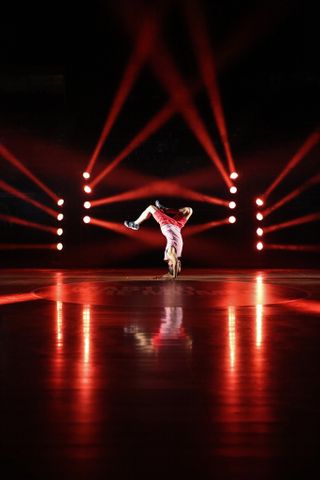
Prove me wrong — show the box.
[124,205,157,230]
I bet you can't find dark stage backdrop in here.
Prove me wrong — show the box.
[0,0,319,268]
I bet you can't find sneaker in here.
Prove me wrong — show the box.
[124,220,139,230]
[155,200,167,211]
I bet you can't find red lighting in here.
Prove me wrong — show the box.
[263,131,320,199]
[0,143,59,202]
[230,172,238,180]
[57,243,63,251]
[229,186,237,194]
[0,179,57,218]
[185,1,237,174]
[150,41,231,188]
[83,172,90,179]
[57,228,63,236]
[256,197,264,206]
[0,213,56,234]
[57,198,64,206]
[83,216,91,224]
[256,213,264,221]
[228,216,236,224]
[256,241,264,251]
[256,227,263,236]
[84,201,91,209]
[264,212,320,234]
[229,201,236,209]
[84,185,92,194]
[57,213,64,221]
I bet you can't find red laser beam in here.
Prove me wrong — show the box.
[264,212,320,234]
[184,218,230,237]
[0,213,56,234]
[0,143,59,202]
[88,217,160,246]
[265,244,320,252]
[89,0,274,190]
[85,13,160,175]
[263,131,320,199]
[91,181,228,207]
[0,292,39,305]
[262,173,320,217]
[90,101,176,188]
[0,179,57,218]
[150,41,232,188]
[0,243,57,250]
[185,0,236,173]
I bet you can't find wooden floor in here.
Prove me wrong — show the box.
[1,269,320,479]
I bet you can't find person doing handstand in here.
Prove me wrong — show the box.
[124,200,193,278]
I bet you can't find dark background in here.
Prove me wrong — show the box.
[0,0,319,268]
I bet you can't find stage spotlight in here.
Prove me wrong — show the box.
[84,185,92,194]
[57,198,64,206]
[256,213,264,221]
[228,216,236,224]
[229,201,236,209]
[57,228,63,236]
[83,172,90,180]
[57,243,63,251]
[84,201,91,209]
[57,213,64,221]
[256,227,264,236]
[256,241,264,251]
[83,216,91,224]
[230,172,238,180]
[256,197,264,206]
[229,186,237,194]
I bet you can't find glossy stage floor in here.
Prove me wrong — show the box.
[1,269,320,479]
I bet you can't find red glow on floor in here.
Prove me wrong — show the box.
[185,0,236,173]
[0,143,59,202]
[0,179,57,218]
[263,131,320,199]
[0,213,56,234]
[85,14,159,175]
[264,212,320,234]
[263,173,320,217]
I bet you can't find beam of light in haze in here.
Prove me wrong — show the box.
[91,181,228,207]
[184,218,229,237]
[149,40,232,188]
[263,131,319,199]
[0,243,57,250]
[0,143,59,202]
[0,213,56,234]
[90,102,177,188]
[90,0,281,190]
[262,173,320,217]
[264,212,320,234]
[89,217,160,246]
[0,179,57,218]
[85,13,160,175]
[185,0,236,173]
[265,244,320,252]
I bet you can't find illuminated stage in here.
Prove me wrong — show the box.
[1,269,320,479]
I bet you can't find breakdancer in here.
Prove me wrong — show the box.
[124,200,193,278]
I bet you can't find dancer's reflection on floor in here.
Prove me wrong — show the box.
[124,305,192,352]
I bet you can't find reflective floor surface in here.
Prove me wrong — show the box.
[1,269,320,479]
